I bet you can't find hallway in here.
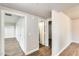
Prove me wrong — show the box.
[5,38,25,56]
[28,44,51,56]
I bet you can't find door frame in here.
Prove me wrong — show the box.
[0,10,5,56]
[48,21,52,48]
[1,10,26,56]
[39,20,45,46]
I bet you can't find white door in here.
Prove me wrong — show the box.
[39,22,45,45]
[0,11,4,56]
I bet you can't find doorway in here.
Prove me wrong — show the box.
[48,21,52,48]
[3,11,25,56]
[39,21,45,48]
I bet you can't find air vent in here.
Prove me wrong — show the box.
[5,13,12,16]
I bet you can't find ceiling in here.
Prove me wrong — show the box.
[0,3,79,18]
[4,13,21,25]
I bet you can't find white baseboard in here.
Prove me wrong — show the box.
[25,47,39,55]
[72,41,79,43]
[56,42,72,56]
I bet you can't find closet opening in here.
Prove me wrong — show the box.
[39,21,45,48]
[48,21,52,49]
[4,12,25,56]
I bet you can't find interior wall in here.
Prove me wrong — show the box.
[39,22,45,45]
[0,11,2,55]
[72,19,79,42]
[4,24,15,38]
[16,17,26,53]
[63,6,79,43]
[44,20,49,46]
[26,15,39,54]
[52,10,72,55]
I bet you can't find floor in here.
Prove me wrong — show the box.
[5,38,51,56]
[5,38,25,56]
[28,44,52,56]
[60,42,79,56]
[49,39,52,48]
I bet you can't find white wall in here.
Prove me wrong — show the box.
[0,11,5,56]
[0,11,2,55]
[39,22,45,45]
[52,10,72,55]
[16,17,27,53]
[26,15,39,54]
[4,24,15,38]
[16,14,41,55]
[44,20,49,46]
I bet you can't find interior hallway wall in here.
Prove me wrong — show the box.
[52,10,72,55]
[63,6,79,43]
[72,19,79,42]
[39,22,45,45]
[44,20,49,46]
[16,17,27,53]
[5,24,15,38]
[26,15,39,54]
[0,12,2,56]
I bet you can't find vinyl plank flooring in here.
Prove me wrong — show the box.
[5,38,25,56]
[5,38,51,56]
[59,43,79,56]
[28,46,52,56]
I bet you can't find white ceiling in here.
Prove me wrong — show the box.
[4,13,20,25]
[0,3,79,18]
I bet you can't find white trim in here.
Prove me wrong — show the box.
[56,42,72,56]
[72,40,79,43]
[1,11,5,56]
[25,48,39,55]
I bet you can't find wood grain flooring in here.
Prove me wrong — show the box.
[59,42,79,56]
[28,46,52,56]
[5,38,25,56]
[5,38,51,56]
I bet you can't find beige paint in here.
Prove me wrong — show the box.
[72,19,79,42]
[72,19,79,35]
[63,6,79,42]
[63,6,79,19]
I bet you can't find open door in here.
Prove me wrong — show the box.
[0,11,4,56]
